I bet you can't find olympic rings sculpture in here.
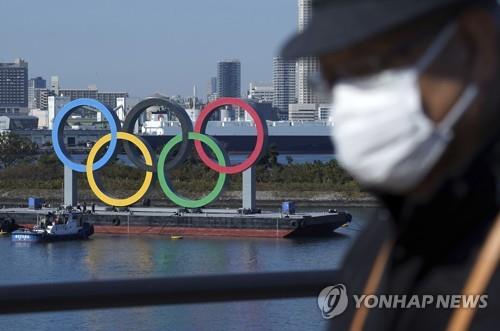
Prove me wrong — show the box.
[52,97,268,208]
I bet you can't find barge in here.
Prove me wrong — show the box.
[0,207,351,239]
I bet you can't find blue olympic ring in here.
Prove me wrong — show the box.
[52,99,120,172]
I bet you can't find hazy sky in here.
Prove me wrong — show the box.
[2,0,297,98]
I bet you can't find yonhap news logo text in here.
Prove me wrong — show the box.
[317,284,488,320]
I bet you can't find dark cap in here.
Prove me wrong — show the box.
[281,0,477,59]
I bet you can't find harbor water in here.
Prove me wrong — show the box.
[0,207,376,331]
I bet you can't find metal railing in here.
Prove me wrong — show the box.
[0,270,340,315]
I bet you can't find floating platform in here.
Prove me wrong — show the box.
[0,207,352,238]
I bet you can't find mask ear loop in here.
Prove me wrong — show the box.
[437,84,479,137]
[417,23,457,72]
[417,23,479,139]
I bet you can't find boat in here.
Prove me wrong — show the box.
[11,211,94,242]
[0,216,21,234]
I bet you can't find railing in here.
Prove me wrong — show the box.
[0,270,340,315]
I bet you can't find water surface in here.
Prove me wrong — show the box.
[0,207,376,331]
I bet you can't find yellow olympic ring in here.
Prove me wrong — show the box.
[86,132,153,207]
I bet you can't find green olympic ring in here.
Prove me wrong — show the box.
[158,132,229,208]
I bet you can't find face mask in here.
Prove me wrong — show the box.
[331,23,479,194]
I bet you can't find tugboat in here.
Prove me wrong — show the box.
[11,211,94,242]
[0,216,21,235]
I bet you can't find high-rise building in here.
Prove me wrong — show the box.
[207,77,217,102]
[28,77,47,110]
[297,0,321,105]
[50,76,60,96]
[273,56,296,120]
[288,0,325,121]
[210,77,217,92]
[29,77,46,89]
[217,59,241,98]
[0,58,28,115]
[248,82,274,103]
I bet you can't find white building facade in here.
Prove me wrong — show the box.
[48,95,71,130]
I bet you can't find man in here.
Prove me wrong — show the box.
[282,0,499,330]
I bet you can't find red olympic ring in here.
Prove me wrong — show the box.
[194,98,267,175]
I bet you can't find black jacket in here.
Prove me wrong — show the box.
[330,134,499,331]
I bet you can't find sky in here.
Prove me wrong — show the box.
[1,0,297,98]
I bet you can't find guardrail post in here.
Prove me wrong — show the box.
[64,166,77,207]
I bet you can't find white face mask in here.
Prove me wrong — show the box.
[331,23,478,194]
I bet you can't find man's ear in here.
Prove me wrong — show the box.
[458,8,498,83]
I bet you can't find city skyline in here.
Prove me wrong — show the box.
[1,0,296,98]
